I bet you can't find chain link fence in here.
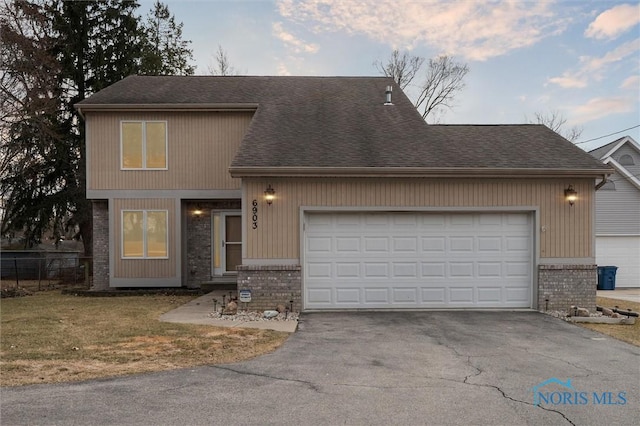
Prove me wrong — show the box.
[1,251,92,291]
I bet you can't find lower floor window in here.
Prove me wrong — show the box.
[122,210,168,258]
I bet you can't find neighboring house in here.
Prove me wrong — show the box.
[75,75,612,312]
[589,136,640,288]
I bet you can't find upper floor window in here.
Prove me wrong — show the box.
[121,121,167,169]
[122,210,168,258]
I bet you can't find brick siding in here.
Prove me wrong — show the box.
[185,200,241,288]
[538,264,597,313]
[236,265,302,311]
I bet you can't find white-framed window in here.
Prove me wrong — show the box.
[121,210,168,259]
[120,121,167,169]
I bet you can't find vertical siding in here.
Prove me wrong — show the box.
[113,198,176,278]
[244,178,594,260]
[87,111,252,190]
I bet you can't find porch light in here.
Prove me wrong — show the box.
[564,185,577,206]
[264,184,275,205]
[194,205,203,216]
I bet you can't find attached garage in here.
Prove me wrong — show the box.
[225,77,612,313]
[303,211,533,310]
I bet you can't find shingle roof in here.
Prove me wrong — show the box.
[77,75,611,176]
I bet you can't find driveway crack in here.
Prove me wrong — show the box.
[211,365,322,392]
[440,343,576,426]
[470,381,576,426]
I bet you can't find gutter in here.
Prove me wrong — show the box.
[74,103,259,115]
[229,166,615,179]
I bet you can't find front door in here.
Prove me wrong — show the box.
[212,212,242,276]
[223,214,242,273]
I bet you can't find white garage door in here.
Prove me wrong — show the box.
[304,212,533,310]
[596,236,640,288]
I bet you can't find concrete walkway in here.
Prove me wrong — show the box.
[160,288,639,334]
[159,290,298,333]
[597,288,640,303]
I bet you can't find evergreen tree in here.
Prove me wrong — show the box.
[142,0,195,75]
[0,0,68,247]
[1,0,195,255]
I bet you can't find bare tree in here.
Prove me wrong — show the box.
[208,44,236,76]
[375,51,469,122]
[373,49,424,90]
[415,55,469,121]
[529,110,583,142]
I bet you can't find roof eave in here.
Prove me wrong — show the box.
[229,166,615,178]
[75,103,259,113]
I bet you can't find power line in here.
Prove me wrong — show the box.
[575,124,640,145]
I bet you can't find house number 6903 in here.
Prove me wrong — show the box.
[251,199,258,229]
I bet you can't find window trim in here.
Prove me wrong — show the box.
[120,120,168,170]
[121,209,169,259]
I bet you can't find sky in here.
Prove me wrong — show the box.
[140,0,640,152]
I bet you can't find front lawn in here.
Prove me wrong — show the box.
[0,291,289,386]
[577,297,640,346]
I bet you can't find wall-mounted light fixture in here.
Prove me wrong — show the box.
[564,185,577,206]
[194,204,203,216]
[264,184,275,205]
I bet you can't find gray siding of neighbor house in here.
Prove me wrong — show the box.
[595,145,640,236]
[612,144,640,181]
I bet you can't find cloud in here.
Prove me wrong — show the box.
[272,22,319,54]
[548,75,588,89]
[585,3,640,40]
[277,63,292,76]
[548,38,640,88]
[276,0,570,61]
[621,75,640,90]
[582,38,640,73]
[571,96,635,124]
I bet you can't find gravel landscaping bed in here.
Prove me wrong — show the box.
[545,310,604,321]
[208,310,299,322]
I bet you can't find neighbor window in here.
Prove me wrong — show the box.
[122,210,168,258]
[121,121,167,169]
[619,154,634,166]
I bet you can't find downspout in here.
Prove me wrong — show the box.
[594,174,611,191]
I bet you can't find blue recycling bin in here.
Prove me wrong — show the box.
[597,266,618,290]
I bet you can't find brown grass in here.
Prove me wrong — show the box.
[0,291,289,386]
[1,278,67,294]
[577,297,640,347]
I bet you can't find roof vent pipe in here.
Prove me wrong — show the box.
[384,85,393,105]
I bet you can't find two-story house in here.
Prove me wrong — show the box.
[589,136,640,288]
[76,75,612,312]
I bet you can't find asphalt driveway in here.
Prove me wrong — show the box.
[2,311,639,425]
